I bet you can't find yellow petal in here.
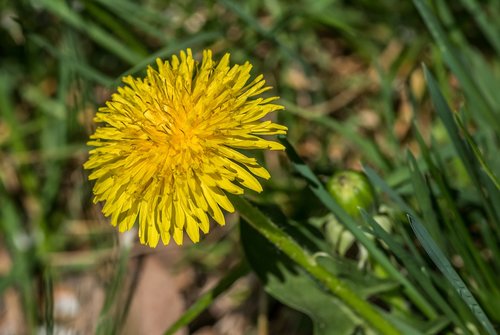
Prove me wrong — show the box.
[173,227,183,245]
[186,214,200,243]
[229,162,263,192]
[201,183,225,226]
[84,48,287,248]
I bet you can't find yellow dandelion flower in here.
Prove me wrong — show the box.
[84,49,287,247]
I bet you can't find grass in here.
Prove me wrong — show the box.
[1,0,499,334]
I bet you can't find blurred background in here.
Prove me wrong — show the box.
[1,0,499,334]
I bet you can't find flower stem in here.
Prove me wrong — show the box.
[230,194,402,335]
[279,135,437,318]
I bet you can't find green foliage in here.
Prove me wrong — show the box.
[164,262,250,335]
[240,208,400,335]
[1,0,499,334]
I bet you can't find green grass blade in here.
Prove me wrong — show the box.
[364,166,419,219]
[116,31,222,81]
[0,193,37,333]
[424,66,500,232]
[408,215,498,335]
[413,122,500,293]
[0,73,37,333]
[360,210,469,333]
[114,256,145,335]
[230,194,403,335]
[459,0,500,56]
[434,0,468,47]
[94,0,171,42]
[83,1,149,55]
[218,0,267,36]
[407,151,443,247]
[282,101,390,171]
[454,115,500,190]
[93,0,171,26]
[219,0,309,69]
[43,268,54,335]
[412,0,499,131]
[163,262,250,335]
[423,66,479,187]
[29,35,114,86]
[0,274,12,302]
[241,214,384,335]
[38,0,143,64]
[376,63,399,155]
[95,243,133,335]
[0,71,28,152]
[477,217,500,270]
[278,136,437,319]
[302,2,358,36]
[464,49,500,110]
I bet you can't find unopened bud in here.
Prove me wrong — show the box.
[326,170,376,218]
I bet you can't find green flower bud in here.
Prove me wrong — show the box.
[326,170,376,218]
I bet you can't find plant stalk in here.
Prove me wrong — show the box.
[230,194,402,335]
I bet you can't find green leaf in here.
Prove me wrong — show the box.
[116,31,222,82]
[315,256,400,299]
[241,204,400,335]
[408,215,498,335]
[38,0,143,65]
[423,65,500,239]
[95,243,133,335]
[43,269,54,335]
[241,220,362,335]
[359,210,467,333]
[0,192,37,333]
[454,115,500,190]
[412,0,499,131]
[30,35,114,86]
[83,0,149,56]
[458,0,500,56]
[423,66,478,188]
[278,135,437,319]
[282,100,390,171]
[406,151,443,247]
[230,194,403,335]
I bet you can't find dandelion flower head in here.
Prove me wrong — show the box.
[84,49,287,247]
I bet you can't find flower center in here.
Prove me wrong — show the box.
[171,127,196,149]
[167,122,206,173]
